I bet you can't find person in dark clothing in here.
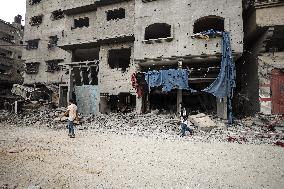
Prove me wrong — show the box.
[180,116,193,137]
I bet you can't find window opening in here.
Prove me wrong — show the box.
[106,8,125,21]
[73,17,89,29]
[30,15,43,26]
[193,16,224,34]
[145,23,171,40]
[108,48,131,72]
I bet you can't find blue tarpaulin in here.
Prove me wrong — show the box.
[203,31,235,123]
[145,69,190,92]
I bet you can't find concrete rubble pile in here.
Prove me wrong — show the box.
[0,107,283,146]
[0,106,66,129]
[81,111,180,136]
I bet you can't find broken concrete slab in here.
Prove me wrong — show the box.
[188,113,217,132]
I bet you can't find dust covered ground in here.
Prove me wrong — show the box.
[0,122,284,189]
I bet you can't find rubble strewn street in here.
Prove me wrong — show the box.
[1,117,284,189]
[1,107,283,147]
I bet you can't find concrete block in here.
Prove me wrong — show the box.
[188,113,216,132]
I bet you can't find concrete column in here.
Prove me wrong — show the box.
[177,60,183,114]
[14,101,18,114]
[87,66,92,85]
[135,64,143,114]
[80,67,84,85]
[67,67,74,101]
[136,97,143,114]
[217,97,228,119]
[99,96,108,114]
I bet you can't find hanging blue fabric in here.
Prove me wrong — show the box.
[160,69,190,92]
[145,69,192,92]
[202,32,235,124]
[145,70,162,91]
[200,29,221,38]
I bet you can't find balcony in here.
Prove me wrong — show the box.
[58,23,134,50]
[135,37,224,62]
[62,0,132,15]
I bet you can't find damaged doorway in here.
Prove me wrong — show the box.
[69,47,100,114]
[59,85,68,108]
[72,65,99,115]
[100,93,136,113]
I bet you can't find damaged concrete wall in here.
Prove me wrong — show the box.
[99,42,135,95]
[0,18,24,90]
[243,1,284,115]
[60,1,135,47]
[258,52,284,114]
[256,5,284,27]
[23,0,71,84]
[134,0,243,60]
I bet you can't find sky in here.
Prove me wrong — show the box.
[0,0,26,24]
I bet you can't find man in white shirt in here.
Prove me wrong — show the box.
[63,99,78,138]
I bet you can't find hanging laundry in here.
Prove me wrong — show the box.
[191,29,222,41]
[145,70,163,90]
[160,69,190,92]
[131,72,147,98]
[202,31,235,123]
[145,69,191,92]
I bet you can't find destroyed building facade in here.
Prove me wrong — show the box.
[23,0,244,118]
[0,15,24,107]
[242,0,284,115]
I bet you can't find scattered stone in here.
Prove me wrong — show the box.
[27,185,41,189]
[8,147,26,153]
[188,113,217,131]
[0,109,283,146]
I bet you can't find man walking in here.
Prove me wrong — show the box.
[63,99,78,138]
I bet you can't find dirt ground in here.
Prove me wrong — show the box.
[0,124,284,189]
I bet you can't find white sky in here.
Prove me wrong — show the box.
[0,0,26,24]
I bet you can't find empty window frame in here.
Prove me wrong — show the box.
[1,33,15,44]
[193,16,225,34]
[0,49,12,57]
[108,48,131,72]
[29,0,41,5]
[73,17,89,29]
[51,10,64,20]
[48,36,58,49]
[26,39,40,50]
[25,62,40,74]
[30,15,43,26]
[106,8,125,21]
[144,23,171,40]
[46,59,63,72]
[73,47,100,62]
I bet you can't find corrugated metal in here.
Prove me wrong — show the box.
[271,69,284,114]
[74,85,99,115]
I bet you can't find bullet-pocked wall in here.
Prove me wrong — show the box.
[99,42,135,95]
[23,0,72,84]
[60,1,135,46]
[134,0,243,60]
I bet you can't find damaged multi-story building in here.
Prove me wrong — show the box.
[23,0,244,120]
[0,15,24,108]
[242,0,284,115]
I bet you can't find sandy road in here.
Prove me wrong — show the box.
[0,124,284,189]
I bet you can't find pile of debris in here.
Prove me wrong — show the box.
[0,107,283,146]
[0,106,67,129]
